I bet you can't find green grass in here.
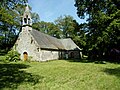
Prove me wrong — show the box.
[0,56,120,90]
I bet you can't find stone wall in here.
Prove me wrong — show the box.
[14,27,60,61]
[14,28,41,61]
[41,50,59,61]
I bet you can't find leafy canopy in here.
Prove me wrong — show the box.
[75,0,120,60]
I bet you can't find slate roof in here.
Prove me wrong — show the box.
[60,38,81,50]
[30,29,80,50]
[30,29,64,50]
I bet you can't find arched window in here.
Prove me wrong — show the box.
[24,18,27,24]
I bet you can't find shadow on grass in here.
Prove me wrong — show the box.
[66,59,107,64]
[0,63,44,89]
[104,67,120,78]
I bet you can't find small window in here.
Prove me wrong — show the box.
[31,37,33,44]
[37,48,39,52]
[24,18,27,24]
[26,15,28,18]
[18,38,20,40]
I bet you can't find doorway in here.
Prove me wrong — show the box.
[23,52,28,61]
[70,52,74,58]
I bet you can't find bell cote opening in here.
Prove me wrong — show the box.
[22,4,32,26]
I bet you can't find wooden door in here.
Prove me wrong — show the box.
[23,52,28,61]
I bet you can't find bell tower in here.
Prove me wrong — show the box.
[22,3,32,31]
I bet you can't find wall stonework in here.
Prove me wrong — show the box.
[14,27,60,61]
[14,28,39,61]
[41,50,59,61]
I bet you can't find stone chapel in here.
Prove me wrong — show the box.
[14,4,82,61]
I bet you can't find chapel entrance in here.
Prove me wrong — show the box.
[23,52,28,61]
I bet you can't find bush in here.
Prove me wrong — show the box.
[6,50,20,62]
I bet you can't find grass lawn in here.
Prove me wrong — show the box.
[0,56,120,90]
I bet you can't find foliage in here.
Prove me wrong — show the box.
[74,0,119,19]
[75,0,120,60]
[0,0,40,51]
[0,0,27,9]
[54,15,87,49]
[6,50,20,62]
[55,15,77,38]
[0,8,19,50]
[32,12,40,24]
[0,0,27,51]
[33,21,62,38]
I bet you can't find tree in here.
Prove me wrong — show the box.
[55,15,77,38]
[32,13,40,24]
[0,0,41,51]
[0,0,27,9]
[32,21,62,38]
[0,8,19,50]
[0,0,27,51]
[54,15,86,49]
[75,0,120,60]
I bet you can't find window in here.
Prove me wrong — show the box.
[18,38,20,40]
[28,18,31,25]
[24,18,27,24]
[31,37,33,44]
[37,48,39,52]
[26,15,28,18]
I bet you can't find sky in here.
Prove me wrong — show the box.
[29,0,86,24]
